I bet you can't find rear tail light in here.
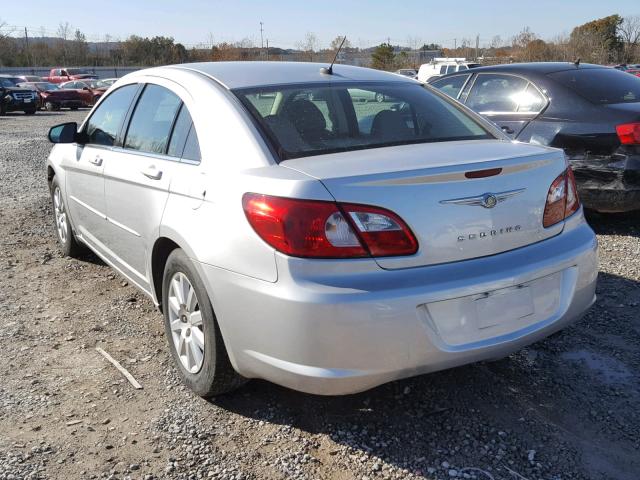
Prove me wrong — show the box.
[242,193,418,258]
[616,122,640,145]
[543,167,580,228]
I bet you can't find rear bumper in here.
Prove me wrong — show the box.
[199,216,598,395]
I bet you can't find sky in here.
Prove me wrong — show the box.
[4,0,639,49]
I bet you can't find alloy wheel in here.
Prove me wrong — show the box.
[53,186,68,244]
[168,272,205,373]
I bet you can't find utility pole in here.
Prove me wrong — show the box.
[24,27,32,69]
[266,39,269,61]
[475,34,479,61]
[260,22,264,49]
[454,38,457,50]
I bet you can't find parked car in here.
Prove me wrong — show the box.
[46,62,597,397]
[44,68,98,84]
[58,80,107,106]
[626,69,640,78]
[17,75,43,82]
[100,78,119,86]
[429,62,640,212]
[417,58,480,83]
[17,82,84,111]
[0,75,38,115]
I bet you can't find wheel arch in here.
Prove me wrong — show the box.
[150,236,181,311]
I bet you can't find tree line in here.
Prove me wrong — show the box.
[1,15,639,70]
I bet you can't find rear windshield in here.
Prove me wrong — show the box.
[234,82,493,160]
[548,68,640,104]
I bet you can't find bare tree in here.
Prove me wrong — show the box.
[57,22,72,64]
[296,32,318,61]
[619,15,640,62]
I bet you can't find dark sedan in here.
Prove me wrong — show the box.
[429,62,640,212]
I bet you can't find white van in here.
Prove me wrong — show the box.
[417,58,480,83]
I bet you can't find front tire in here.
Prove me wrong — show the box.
[50,177,82,257]
[162,249,245,397]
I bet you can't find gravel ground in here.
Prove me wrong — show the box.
[0,110,639,480]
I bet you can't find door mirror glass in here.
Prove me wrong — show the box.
[48,122,78,144]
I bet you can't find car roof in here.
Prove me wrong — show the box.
[449,62,606,75]
[151,61,415,90]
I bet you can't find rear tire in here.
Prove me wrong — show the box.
[162,249,246,397]
[50,177,83,258]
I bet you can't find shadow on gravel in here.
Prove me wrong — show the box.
[211,269,639,480]
[585,209,640,237]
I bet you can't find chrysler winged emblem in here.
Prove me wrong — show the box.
[439,188,525,209]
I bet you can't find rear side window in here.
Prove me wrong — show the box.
[548,68,640,104]
[465,74,529,113]
[446,65,457,74]
[125,84,182,154]
[167,105,201,162]
[431,74,471,99]
[439,66,447,74]
[84,84,138,146]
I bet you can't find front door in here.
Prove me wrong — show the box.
[62,84,140,250]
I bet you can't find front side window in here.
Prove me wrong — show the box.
[234,82,493,161]
[465,74,529,113]
[446,65,457,74]
[84,84,138,146]
[124,84,182,155]
[431,74,471,99]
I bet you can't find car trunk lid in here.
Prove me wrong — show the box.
[282,140,567,269]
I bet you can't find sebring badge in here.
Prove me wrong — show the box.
[440,188,525,209]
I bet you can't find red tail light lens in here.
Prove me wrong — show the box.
[242,193,418,258]
[616,122,640,145]
[542,167,580,228]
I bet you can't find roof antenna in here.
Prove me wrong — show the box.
[321,36,347,75]
[574,57,581,66]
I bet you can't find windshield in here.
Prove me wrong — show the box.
[66,68,90,75]
[0,78,17,87]
[549,68,640,104]
[234,82,493,160]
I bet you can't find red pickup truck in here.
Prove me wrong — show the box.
[44,68,98,84]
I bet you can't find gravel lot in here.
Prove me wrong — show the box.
[0,110,639,480]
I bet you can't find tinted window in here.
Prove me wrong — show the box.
[458,65,468,71]
[517,84,546,113]
[431,74,471,99]
[85,84,138,146]
[446,65,457,74]
[125,84,182,154]
[439,66,447,74]
[548,68,640,104]
[0,78,16,87]
[466,74,528,113]
[234,82,493,161]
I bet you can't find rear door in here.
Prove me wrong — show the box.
[463,73,547,138]
[102,81,201,290]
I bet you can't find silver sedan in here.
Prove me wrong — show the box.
[46,62,598,396]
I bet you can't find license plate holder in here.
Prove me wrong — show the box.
[475,286,534,329]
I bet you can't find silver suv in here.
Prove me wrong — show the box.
[47,62,597,396]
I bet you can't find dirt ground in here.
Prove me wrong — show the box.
[0,110,639,480]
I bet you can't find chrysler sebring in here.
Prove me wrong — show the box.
[46,62,598,396]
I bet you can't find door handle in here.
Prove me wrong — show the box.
[501,126,515,135]
[141,165,162,180]
[89,156,103,166]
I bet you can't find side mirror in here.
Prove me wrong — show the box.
[48,122,79,144]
